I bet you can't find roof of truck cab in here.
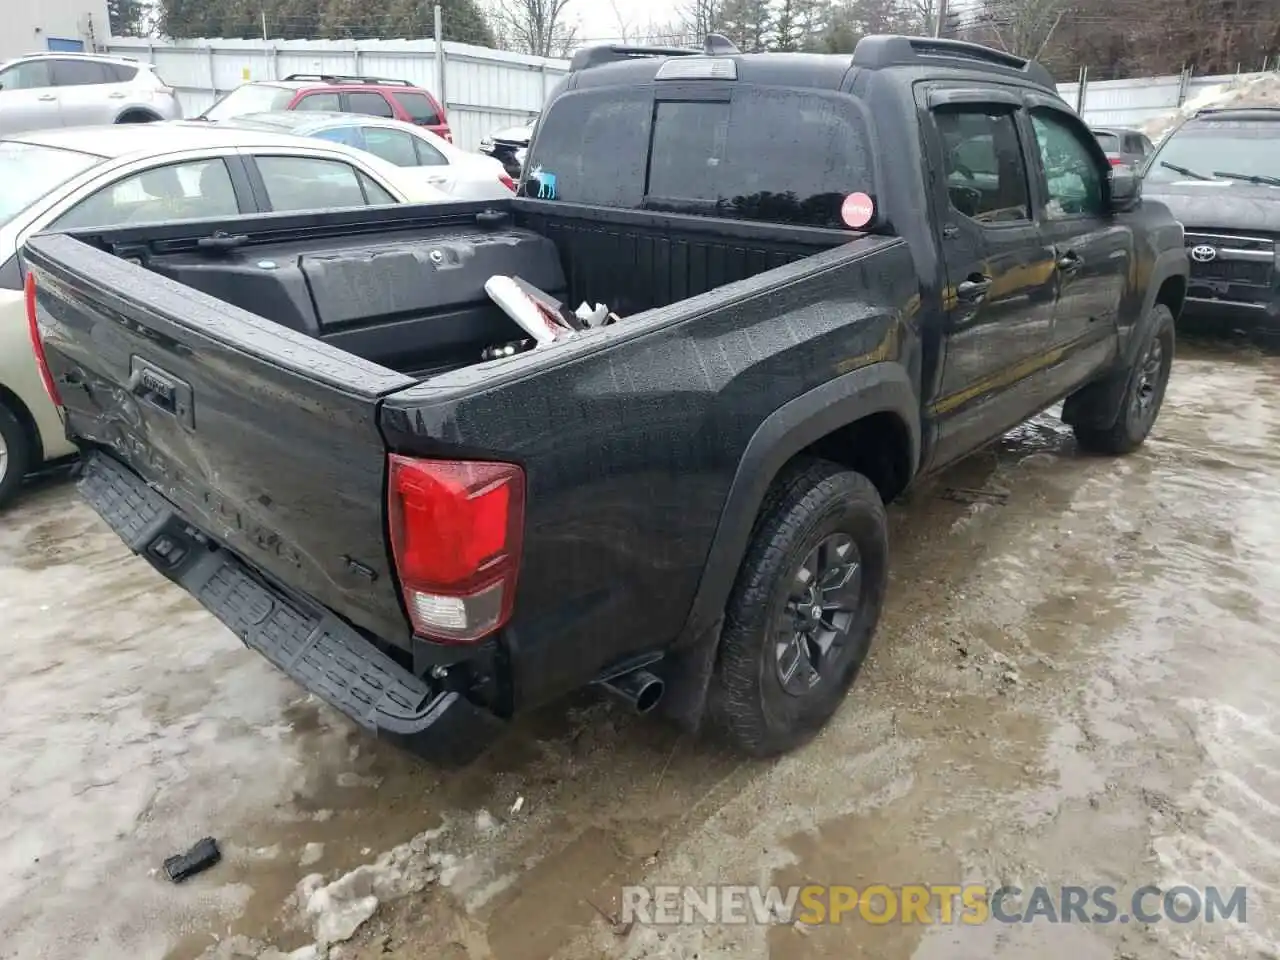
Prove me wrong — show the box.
[5,121,351,158]
[567,51,858,93]
[564,35,1058,96]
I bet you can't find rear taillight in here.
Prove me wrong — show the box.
[1108,156,1126,167]
[387,455,525,643]
[24,272,61,408]
[499,173,516,192]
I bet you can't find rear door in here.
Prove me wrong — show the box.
[50,58,119,126]
[920,86,1059,469]
[23,232,417,644]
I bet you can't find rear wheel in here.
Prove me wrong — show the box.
[0,403,32,509]
[116,111,160,124]
[708,459,889,757]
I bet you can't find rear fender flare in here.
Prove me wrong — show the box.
[677,361,920,650]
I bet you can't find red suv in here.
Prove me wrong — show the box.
[199,74,452,142]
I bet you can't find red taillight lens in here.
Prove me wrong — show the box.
[24,272,61,408]
[499,173,516,192]
[1109,156,1126,167]
[387,455,525,643]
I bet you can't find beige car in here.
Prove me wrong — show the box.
[0,122,450,507]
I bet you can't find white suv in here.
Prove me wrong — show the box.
[0,53,183,136]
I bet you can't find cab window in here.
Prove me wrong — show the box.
[1030,109,1105,218]
[934,106,1030,224]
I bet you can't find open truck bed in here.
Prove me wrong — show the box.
[25,198,887,760]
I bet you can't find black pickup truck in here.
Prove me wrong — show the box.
[24,35,1188,762]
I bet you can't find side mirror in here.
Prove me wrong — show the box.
[1110,168,1142,213]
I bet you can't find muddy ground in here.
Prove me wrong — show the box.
[2,343,1278,960]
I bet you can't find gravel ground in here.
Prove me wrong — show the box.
[2,344,1277,960]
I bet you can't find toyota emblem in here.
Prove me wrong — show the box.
[1190,244,1218,263]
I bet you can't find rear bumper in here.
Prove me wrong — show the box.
[79,452,502,766]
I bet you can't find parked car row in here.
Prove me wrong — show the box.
[0,54,516,506]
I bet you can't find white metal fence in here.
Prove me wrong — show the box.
[103,36,1274,148]
[1057,70,1275,129]
[103,37,570,151]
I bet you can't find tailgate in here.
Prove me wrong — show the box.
[25,233,416,646]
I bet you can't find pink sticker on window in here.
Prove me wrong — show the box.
[841,192,875,229]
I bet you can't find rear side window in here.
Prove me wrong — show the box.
[296,92,341,111]
[414,138,447,166]
[347,92,394,118]
[108,63,138,82]
[53,59,111,86]
[257,155,377,211]
[396,91,442,125]
[524,87,873,228]
[1093,131,1120,152]
[934,106,1030,223]
[362,127,418,167]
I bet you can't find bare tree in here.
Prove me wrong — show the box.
[972,0,1068,60]
[678,0,725,41]
[492,0,578,57]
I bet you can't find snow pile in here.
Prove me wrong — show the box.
[1142,72,1280,142]
[295,826,452,948]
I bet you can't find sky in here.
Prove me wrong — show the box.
[563,0,686,45]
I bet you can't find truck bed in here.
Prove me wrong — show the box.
[28,199,865,659]
[64,200,848,378]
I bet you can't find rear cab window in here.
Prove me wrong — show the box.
[522,85,875,229]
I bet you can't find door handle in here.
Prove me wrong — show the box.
[37,94,56,101]
[1056,251,1084,275]
[108,91,126,99]
[956,275,993,303]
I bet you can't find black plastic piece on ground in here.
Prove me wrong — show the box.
[78,452,503,767]
[164,837,221,882]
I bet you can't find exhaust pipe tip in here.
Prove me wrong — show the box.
[599,667,665,715]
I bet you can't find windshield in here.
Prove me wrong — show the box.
[0,141,101,226]
[1145,119,1280,183]
[201,84,295,121]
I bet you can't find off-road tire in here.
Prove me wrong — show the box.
[0,403,32,510]
[708,458,889,757]
[1073,304,1175,456]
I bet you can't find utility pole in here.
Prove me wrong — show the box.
[934,0,949,37]
[261,8,268,40]
[434,3,446,106]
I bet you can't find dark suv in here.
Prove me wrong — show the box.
[199,74,452,142]
[1142,106,1280,337]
